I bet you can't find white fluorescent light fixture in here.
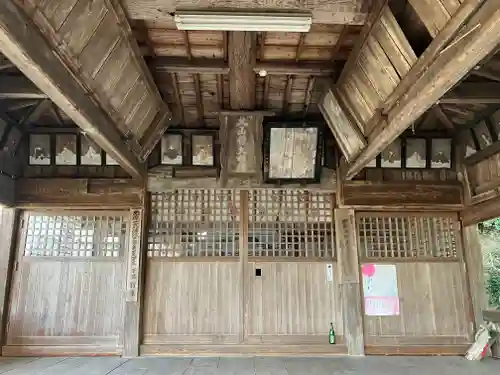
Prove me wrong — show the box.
[174,11,312,32]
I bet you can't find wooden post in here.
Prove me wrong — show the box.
[335,208,365,355]
[462,224,487,332]
[0,207,18,350]
[123,199,148,357]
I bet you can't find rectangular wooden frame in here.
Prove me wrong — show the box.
[263,121,324,184]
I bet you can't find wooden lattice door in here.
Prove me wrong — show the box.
[5,211,128,356]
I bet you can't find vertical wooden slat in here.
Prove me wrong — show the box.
[123,204,146,357]
[336,208,364,355]
[239,190,249,344]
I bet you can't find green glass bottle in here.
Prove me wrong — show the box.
[329,322,336,344]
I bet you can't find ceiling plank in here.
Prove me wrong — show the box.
[0,1,143,179]
[345,0,500,180]
[336,0,389,87]
[0,76,48,99]
[439,82,500,104]
[193,73,204,123]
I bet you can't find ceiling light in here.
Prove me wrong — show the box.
[174,11,312,32]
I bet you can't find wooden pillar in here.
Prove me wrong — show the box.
[123,200,148,357]
[462,224,487,331]
[335,208,364,355]
[0,207,18,349]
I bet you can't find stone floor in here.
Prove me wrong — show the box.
[0,356,497,375]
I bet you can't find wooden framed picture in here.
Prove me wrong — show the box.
[264,122,323,183]
[191,134,214,166]
[472,120,493,149]
[29,134,51,165]
[161,133,183,165]
[55,134,77,165]
[105,153,120,166]
[431,138,452,169]
[381,139,402,168]
[80,136,102,165]
[405,138,426,168]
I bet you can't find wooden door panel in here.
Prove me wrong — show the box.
[246,262,342,344]
[143,261,241,344]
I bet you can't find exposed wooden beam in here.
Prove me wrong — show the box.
[433,105,455,130]
[0,76,47,99]
[262,75,270,109]
[122,0,369,25]
[336,0,389,87]
[254,62,337,76]
[383,0,484,112]
[171,73,184,125]
[345,0,500,180]
[0,1,143,179]
[228,32,256,109]
[303,76,316,117]
[283,75,293,113]
[471,68,500,82]
[1,99,38,112]
[193,73,204,123]
[331,25,350,62]
[439,82,500,104]
[151,57,337,76]
[50,104,65,127]
[151,58,230,74]
[295,34,305,62]
[19,99,52,129]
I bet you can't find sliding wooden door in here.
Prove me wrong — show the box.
[4,211,128,356]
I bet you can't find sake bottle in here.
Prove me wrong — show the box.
[329,322,336,344]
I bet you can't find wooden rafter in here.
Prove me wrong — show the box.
[439,82,500,104]
[262,76,270,109]
[331,25,350,62]
[295,33,306,62]
[171,73,184,125]
[433,105,455,130]
[216,74,224,110]
[0,1,143,179]
[344,0,500,180]
[303,76,316,117]
[19,99,52,129]
[283,75,293,113]
[194,73,204,124]
[0,76,47,99]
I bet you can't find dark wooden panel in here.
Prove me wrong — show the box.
[342,181,463,207]
[16,178,144,208]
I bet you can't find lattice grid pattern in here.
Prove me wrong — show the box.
[248,190,335,258]
[357,213,460,260]
[24,213,128,257]
[148,190,240,257]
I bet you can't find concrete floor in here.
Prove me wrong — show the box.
[0,357,497,375]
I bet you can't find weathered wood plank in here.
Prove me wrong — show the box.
[408,0,452,37]
[0,1,144,178]
[335,208,364,356]
[319,88,366,162]
[346,1,500,179]
[342,181,463,207]
[15,178,144,208]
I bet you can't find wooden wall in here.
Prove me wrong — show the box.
[142,260,344,355]
[4,260,125,356]
[364,263,472,353]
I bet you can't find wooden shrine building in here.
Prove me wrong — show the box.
[0,0,497,357]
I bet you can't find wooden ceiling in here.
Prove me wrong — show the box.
[1,0,500,178]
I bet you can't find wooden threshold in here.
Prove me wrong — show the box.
[364,345,470,356]
[140,344,348,357]
[2,345,122,357]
